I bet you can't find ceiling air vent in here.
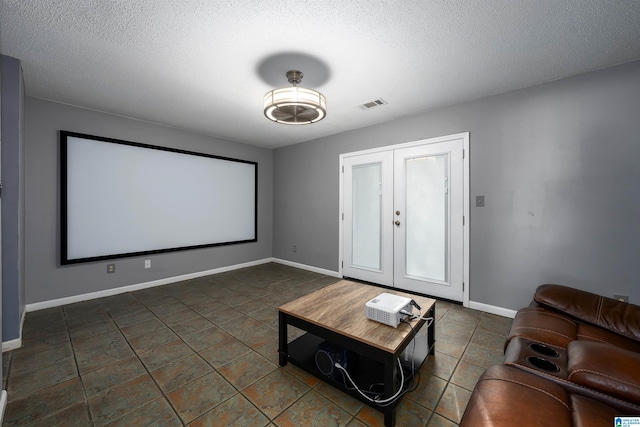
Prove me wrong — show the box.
[359,98,388,110]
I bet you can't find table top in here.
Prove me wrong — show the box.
[279,280,436,353]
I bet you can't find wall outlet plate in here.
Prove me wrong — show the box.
[144,259,151,269]
[613,294,628,303]
[107,263,115,274]
[476,196,485,207]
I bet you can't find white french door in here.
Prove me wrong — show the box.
[343,152,394,286]
[341,133,468,302]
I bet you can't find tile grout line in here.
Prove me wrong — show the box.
[114,287,279,426]
[132,289,273,425]
[119,292,188,426]
[66,307,97,427]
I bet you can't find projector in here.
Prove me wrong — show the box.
[365,293,413,328]
[315,341,358,380]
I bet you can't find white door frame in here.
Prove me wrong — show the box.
[338,132,470,307]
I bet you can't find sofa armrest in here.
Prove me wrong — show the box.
[460,365,572,427]
[534,284,640,343]
[567,340,640,403]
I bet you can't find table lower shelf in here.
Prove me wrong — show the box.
[284,332,406,407]
[278,300,435,427]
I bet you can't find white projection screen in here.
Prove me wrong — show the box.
[60,131,257,264]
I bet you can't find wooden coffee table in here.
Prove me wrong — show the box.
[278,280,436,427]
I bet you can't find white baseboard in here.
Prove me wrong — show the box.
[25,258,273,313]
[24,258,339,314]
[2,307,25,352]
[270,260,517,318]
[271,258,340,278]
[468,300,517,318]
[2,338,21,353]
[0,390,7,425]
[22,258,518,319]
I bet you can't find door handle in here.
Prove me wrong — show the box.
[395,220,401,226]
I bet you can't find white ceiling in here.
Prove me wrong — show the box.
[2,1,640,149]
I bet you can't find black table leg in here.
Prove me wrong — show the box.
[383,353,397,427]
[278,311,288,366]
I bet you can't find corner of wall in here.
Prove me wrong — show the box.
[1,54,25,345]
[1,307,24,352]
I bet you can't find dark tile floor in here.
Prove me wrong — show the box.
[2,263,512,426]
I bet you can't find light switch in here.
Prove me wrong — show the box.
[476,196,485,207]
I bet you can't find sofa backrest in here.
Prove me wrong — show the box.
[535,284,640,344]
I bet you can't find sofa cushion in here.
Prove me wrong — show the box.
[567,340,640,404]
[569,394,621,427]
[460,365,572,427]
[461,365,636,427]
[535,284,640,343]
[577,323,640,353]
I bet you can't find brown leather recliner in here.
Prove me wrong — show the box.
[462,285,640,426]
[460,365,636,427]
[506,284,640,352]
[502,284,640,411]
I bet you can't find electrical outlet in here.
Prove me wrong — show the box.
[614,294,628,303]
[107,263,115,274]
[293,246,297,253]
[144,259,151,269]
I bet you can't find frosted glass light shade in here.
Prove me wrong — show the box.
[263,86,326,125]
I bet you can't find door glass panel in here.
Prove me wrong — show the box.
[405,155,448,281]
[352,163,382,270]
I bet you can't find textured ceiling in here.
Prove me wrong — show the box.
[2,1,640,148]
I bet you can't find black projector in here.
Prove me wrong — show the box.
[314,341,358,380]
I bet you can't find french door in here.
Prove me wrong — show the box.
[341,133,468,302]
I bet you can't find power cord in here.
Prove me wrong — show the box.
[330,306,433,407]
[333,358,405,405]
[400,310,434,327]
[333,315,432,406]
[399,318,423,393]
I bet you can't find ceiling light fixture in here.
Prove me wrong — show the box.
[263,70,326,125]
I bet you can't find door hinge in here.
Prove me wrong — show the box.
[463,149,465,159]
[342,213,344,220]
[463,216,465,225]
[463,282,465,292]
[342,165,344,173]
[341,261,343,268]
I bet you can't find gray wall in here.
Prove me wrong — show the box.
[25,98,273,304]
[0,55,4,387]
[273,60,640,311]
[17,59,640,312]
[1,55,25,341]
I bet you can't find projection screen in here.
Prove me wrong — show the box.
[60,131,257,265]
